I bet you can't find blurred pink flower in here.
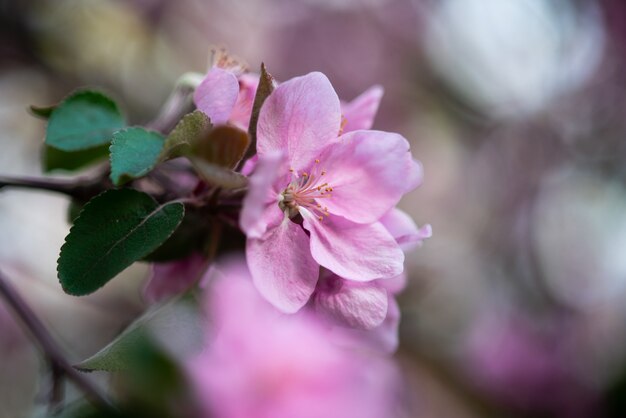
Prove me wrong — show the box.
[240,72,422,314]
[189,257,403,418]
[464,312,599,417]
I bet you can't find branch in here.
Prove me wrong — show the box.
[0,269,115,411]
[0,169,110,201]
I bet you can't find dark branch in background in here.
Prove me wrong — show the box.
[0,169,110,201]
[0,80,196,200]
[0,269,115,411]
[0,74,201,413]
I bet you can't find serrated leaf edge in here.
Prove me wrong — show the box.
[108,127,166,186]
[57,190,185,296]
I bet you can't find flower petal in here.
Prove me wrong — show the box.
[362,296,402,353]
[380,208,432,251]
[302,213,404,282]
[326,294,402,353]
[404,158,424,192]
[341,85,384,132]
[193,68,239,124]
[240,151,285,239]
[377,273,407,295]
[317,130,415,223]
[256,72,342,171]
[314,275,388,330]
[230,73,259,130]
[246,219,319,313]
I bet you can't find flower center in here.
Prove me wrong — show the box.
[279,159,333,221]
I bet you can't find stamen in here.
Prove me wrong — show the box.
[339,115,347,136]
[280,165,334,221]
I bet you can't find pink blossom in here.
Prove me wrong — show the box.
[240,72,423,314]
[189,257,403,418]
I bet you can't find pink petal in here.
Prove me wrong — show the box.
[240,151,285,239]
[240,155,258,177]
[317,130,415,223]
[378,273,407,295]
[246,219,319,313]
[193,68,239,124]
[380,208,432,251]
[326,294,402,354]
[302,213,404,282]
[256,72,342,171]
[362,296,402,353]
[340,85,384,132]
[404,158,424,192]
[143,253,207,303]
[230,73,260,130]
[314,275,388,330]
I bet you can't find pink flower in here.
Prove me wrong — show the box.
[189,257,403,418]
[240,72,423,314]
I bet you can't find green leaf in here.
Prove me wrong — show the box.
[46,90,126,151]
[162,110,212,159]
[43,144,109,173]
[109,127,165,186]
[58,189,184,296]
[247,63,274,155]
[29,104,56,119]
[75,294,202,372]
[193,124,249,168]
[190,157,247,189]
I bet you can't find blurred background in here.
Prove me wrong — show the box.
[2,0,626,416]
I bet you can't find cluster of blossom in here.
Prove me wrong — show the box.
[146,55,430,416]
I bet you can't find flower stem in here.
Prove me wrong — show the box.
[0,269,115,411]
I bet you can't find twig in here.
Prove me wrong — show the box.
[0,169,110,201]
[0,269,115,411]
